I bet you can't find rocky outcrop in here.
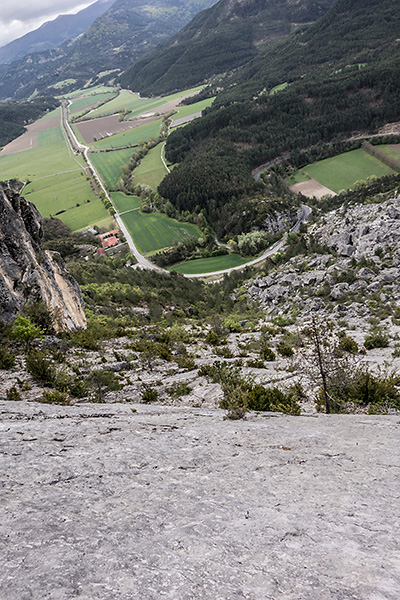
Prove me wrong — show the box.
[0,186,86,331]
[246,195,400,324]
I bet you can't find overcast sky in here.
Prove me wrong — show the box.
[0,1,96,48]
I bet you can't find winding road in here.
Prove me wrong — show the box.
[61,100,311,279]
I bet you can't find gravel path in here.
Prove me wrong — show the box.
[1,401,399,599]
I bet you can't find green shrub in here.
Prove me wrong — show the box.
[247,384,300,415]
[206,330,222,346]
[26,351,56,386]
[364,327,389,350]
[247,359,265,368]
[166,381,192,398]
[260,346,276,361]
[141,385,158,403]
[339,335,358,354]
[0,346,16,369]
[39,389,71,405]
[6,385,22,401]
[276,342,294,357]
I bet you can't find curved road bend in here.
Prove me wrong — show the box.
[61,100,311,278]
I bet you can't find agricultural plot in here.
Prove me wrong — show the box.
[0,110,109,231]
[131,145,168,190]
[0,112,61,155]
[111,192,141,213]
[170,254,250,274]
[90,148,134,189]
[86,86,203,120]
[93,120,162,150]
[289,148,397,196]
[61,85,118,100]
[69,92,117,114]
[74,114,160,144]
[121,209,201,255]
[170,97,215,128]
[379,144,400,161]
[23,170,108,232]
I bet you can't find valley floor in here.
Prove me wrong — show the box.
[0,400,399,600]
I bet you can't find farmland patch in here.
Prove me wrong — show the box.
[289,179,336,199]
[90,148,134,189]
[120,209,201,255]
[131,145,168,190]
[170,254,249,274]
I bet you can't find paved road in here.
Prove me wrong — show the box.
[61,100,311,279]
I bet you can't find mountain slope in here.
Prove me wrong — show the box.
[0,0,115,65]
[0,0,218,101]
[157,0,400,236]
[120,0,335,96]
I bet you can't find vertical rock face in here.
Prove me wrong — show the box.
[0,186,86,331]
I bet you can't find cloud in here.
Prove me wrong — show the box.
[0,1,95,48]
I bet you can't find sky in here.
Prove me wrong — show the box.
[0,1,96,48]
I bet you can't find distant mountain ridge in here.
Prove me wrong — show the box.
[120,0,336,96]
[0,0,218,101]
[0,0,115,65]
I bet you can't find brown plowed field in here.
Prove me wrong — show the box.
[290,179,337,199]
[0,115,60,155]
[75,114,160,143]
[75,93,199,144]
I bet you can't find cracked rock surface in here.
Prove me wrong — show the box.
[1,400,399,599]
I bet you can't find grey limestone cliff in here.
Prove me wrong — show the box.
[0,185,86,331]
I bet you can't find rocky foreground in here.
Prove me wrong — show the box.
[1,400,399,600]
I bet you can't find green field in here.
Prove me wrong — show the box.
[270,82,290,95]
[0,141,82,181]
[61,85,118,100]
[170,254,250,274]
[93,120,162,150]
[0,111,109,231]
[23,169,108,231]
[379,144,400,163]
[291,148,397,193]
[170,97,215,124]
[132,144,168,190]
[69,92,117,113]
[86,86,204,120]
[121,209,201,254]
[111,192,141,213]
[90,148,134,189]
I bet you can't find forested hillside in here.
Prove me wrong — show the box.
[120,0,335,96]
[158,0,400,236]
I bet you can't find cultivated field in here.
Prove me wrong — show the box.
[92,120,162,150]
[0,112,61,155]
[289,179,336,199]
[120,208,201,255]
[75,114,160,144]
[170,254,249,274]
[85,87,203,120]
[69,92,117,115]
[170,97,215,128]
[0,109,109,231]
[111,192,141,213]
[131,144,168,190]
[290,148,397,195]
[90,148,134,189]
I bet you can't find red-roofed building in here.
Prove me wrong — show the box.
[99,229,120,250]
